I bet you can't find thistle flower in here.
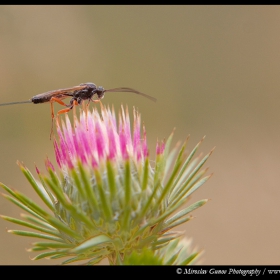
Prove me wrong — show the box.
[1,105,213,265]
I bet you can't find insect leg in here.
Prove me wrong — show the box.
[91,99,104,110]
[49,97,71,139]
[50,96,69,118]
[57,100,79,115]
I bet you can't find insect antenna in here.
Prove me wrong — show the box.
[104,87,157,102]
[0,100,32,106]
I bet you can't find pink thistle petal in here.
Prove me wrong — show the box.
[71,121,87,166]
[95,121,105,160]
[64,116,76,157]
[76,114,91,163]
[110,105,117,130]
[156,139,161,155]
[119,115,128,159]
[87,115,98,163]
[107,121,117,160]
[133,108,141,158]
[156,140,165,156]
[35,166,40,175]
[53,139,62,168]
[61,119,76,163]
[136,143,142,161]
[76,136,87,165]
[142,125,148,158]
[72,132,80,162]
[91,156,98,169]
[119,126,129,160]
[124,106,132,152]
[45,157,55,171]
[160,141,166,154]
[56,120,71,166]
[65,152,74,169]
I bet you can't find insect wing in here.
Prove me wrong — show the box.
[31,85,89,104]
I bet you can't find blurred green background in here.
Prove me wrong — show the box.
[0,5,279,265]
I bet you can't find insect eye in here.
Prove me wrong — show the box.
[97,86,104,92]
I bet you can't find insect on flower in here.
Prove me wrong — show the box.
[0,82,157,138]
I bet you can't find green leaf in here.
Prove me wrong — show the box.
[32,250,67,260]
[121,160,131,231]
[94,168,112,222]
[152,235,181,247]
[49,253,68,259]
[48,168,61,190]
[86,256,104,265]
[163,130,175,159]
[70,168,87,200]
[106,160,117,198]
[0,215,61,237]
[41,215,82,240]
[171,175,211,209]
[182,252,201,265]
[163,140,187,185]
[172,137,204,192]
[141,157,150,191]
[32,242,73,249]
[149,198,186,226]
[170,166,207,203]
[19,162,54,211]
[166,216,193,231]
[8,230,64,242]
[152,160,183,213]
[1,193,47,222]
[70,235,112,254]
[21,214,56,231]
[14,188,53,218]
[37,173,56,205]
[153,131,175,185]
[182,149,213,191]
[124,160,131,205]
[28,246,48,252]
[183,174,212,199]
[162,144,181,183]
[43,177,66,205]
[165,199,208,227]
[78,161,99,212]
[61,255,87,264]
[123,248,163,265]
[135,181,161,227]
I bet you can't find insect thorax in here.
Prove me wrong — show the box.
[75,83,97,101]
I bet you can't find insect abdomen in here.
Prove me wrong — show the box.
[31,92,54,104]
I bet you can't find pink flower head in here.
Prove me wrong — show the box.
[54,105,156,169]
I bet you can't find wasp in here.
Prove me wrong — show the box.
[0,82,157,137]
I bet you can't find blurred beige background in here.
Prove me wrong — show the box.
[0,5,279,265]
